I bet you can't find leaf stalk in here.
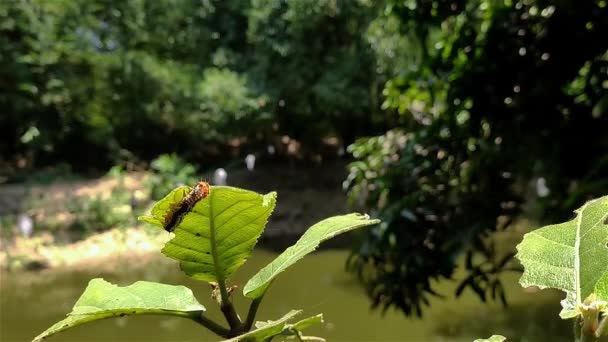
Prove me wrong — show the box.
[244,293,266,331]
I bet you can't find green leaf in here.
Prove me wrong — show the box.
[515,195,608,318]
[243,213,379,298]
[224,310,323,342]
[473,335,506,342]
[139,185,276,282]
[33,279,205,341]
[290,314,324,331]
[224,310,301,342]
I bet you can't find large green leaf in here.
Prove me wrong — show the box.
[33,279,205,341]
[515,195,608,318]
[139,185,276,282]
[224,310,323,342]
[243,213,379,298]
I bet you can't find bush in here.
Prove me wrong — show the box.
[146,154,198,200]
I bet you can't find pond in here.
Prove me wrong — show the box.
[1,249,575,341]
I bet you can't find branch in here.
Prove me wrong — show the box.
[189,311,231,338]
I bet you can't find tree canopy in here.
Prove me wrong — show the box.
[345,0,608,315]
[1,0,385,172]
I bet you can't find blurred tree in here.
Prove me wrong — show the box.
[0,0,268,171]
[346,0,608,316]
[246,0,385,147]
[0,0,389,174]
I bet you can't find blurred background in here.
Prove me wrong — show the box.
[1,0,607,341]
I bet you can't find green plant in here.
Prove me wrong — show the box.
[66,197,123,234]
[146,154,198,200]
[476,195,607,342]
[346,0,608,316]
[2,0,389,171]
[33,184,379,341]
[64,185,133,235]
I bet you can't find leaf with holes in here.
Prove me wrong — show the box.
[33,279,205,341]
[243,213,379,298]
[515,195,608,318]
[139,185,276,283]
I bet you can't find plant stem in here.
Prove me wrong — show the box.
[244,294,266,331]
[575,318,600,342]
[221,300,242,333]
[575,319,583,341]
[190,312,232,338]
[596,314,608,338]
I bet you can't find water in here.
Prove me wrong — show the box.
[1,249,576,341]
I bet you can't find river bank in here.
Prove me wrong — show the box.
[0,160,352,271]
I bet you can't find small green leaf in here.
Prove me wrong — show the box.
[515,195,608,318]
[473,335,506,342]
[224,310,302,342]
[244,213,379,298]
[290,314,324,331]
[139,185,276,283]
[224,311,323,342]
[33,279,205,341]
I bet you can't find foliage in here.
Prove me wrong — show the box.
[35,184,379,341]
[1,0,387,172]
[346,0,608,316]
[516,195,608,340]
[65,188,132,235]
[65,196,117,233]
[247,0,385,146]
[2,164,79,185]
[145,153,198,200]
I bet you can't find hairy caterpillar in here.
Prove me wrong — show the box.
[163,181,210,232]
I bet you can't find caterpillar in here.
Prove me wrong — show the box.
[163,181,210,232]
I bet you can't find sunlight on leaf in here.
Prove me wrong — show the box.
[139,185,276,283]
[243,213,379,298]
[33,279,204,341]
[515,195,608,318]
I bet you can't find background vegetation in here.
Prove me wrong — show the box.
[1,0,607,320]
